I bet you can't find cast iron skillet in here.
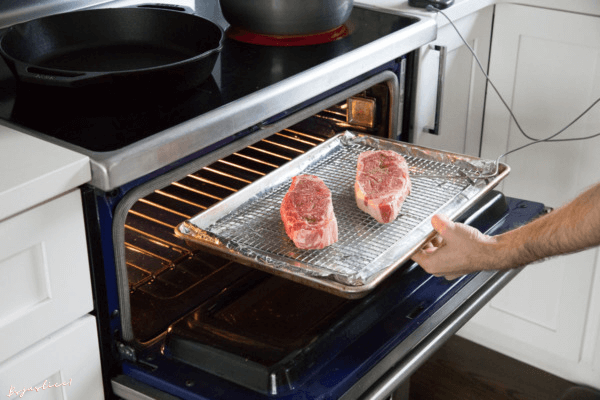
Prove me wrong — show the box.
[0,5,224,94]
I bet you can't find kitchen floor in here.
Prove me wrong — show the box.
[409,335,576,400]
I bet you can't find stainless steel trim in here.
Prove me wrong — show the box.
[112,375,182,400]
[115,71,399,343]
[10,8,435,191]
[340,268,522,400]
[397,57,407,139]
[424,45,446,135]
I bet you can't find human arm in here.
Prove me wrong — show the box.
[411,182,600,279]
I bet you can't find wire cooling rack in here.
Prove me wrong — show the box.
[176,132,509,298]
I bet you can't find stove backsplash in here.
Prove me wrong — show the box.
[0,0,197,29]
[195,0,228,30]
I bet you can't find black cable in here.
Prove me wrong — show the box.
[426,5,600,174]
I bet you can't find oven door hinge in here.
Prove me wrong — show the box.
[117,341,137,362]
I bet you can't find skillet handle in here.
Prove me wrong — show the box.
[8,59,109,88]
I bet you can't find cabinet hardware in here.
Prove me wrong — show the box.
[424,45,447,135]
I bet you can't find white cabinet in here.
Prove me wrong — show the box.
[0,190,105,398]
[0,190,94,362]
[410,6,493,156]
[0,315,104,400]
[459,3,600,388]
[0,126,103,398]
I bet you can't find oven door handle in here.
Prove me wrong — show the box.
[423,45,447,136]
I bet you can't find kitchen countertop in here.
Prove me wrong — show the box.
[0,123,90,222]
[356,0,600,26]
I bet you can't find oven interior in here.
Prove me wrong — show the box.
[118,78,405,394]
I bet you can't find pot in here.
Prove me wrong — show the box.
[219,0,354,36]
[0,5,224,94]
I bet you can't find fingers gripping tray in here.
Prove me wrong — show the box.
[175,132,509,298]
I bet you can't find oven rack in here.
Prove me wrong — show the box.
[123,110,350,296]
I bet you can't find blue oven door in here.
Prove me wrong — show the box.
[110,192,546,400]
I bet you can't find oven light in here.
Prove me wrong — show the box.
[347,96,376,128]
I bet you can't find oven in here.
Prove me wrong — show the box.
[0,2,546,400]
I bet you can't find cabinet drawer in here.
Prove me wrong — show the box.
[0,315,104,399]
[0,190,93,362]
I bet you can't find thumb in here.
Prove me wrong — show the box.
[431,214,454,237]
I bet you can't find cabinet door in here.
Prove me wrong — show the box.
[463,4,600,388]
[411,6,492,156]
[0,315,104,400]
[0,190,94,363]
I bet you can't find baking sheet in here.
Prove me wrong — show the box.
[175,131,509,298]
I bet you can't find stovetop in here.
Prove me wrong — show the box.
[0,5,436,191]
[0,7,413,152]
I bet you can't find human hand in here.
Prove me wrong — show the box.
[411,214,497,280]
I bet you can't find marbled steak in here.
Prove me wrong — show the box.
[280,175,338,249]
[355,150,411,223]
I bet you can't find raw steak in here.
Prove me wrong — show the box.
[355,150,411,223]
[280,175,338,249]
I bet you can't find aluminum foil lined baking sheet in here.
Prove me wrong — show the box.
[175,131,509,298]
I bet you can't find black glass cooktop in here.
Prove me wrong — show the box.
[0,7,418,152]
